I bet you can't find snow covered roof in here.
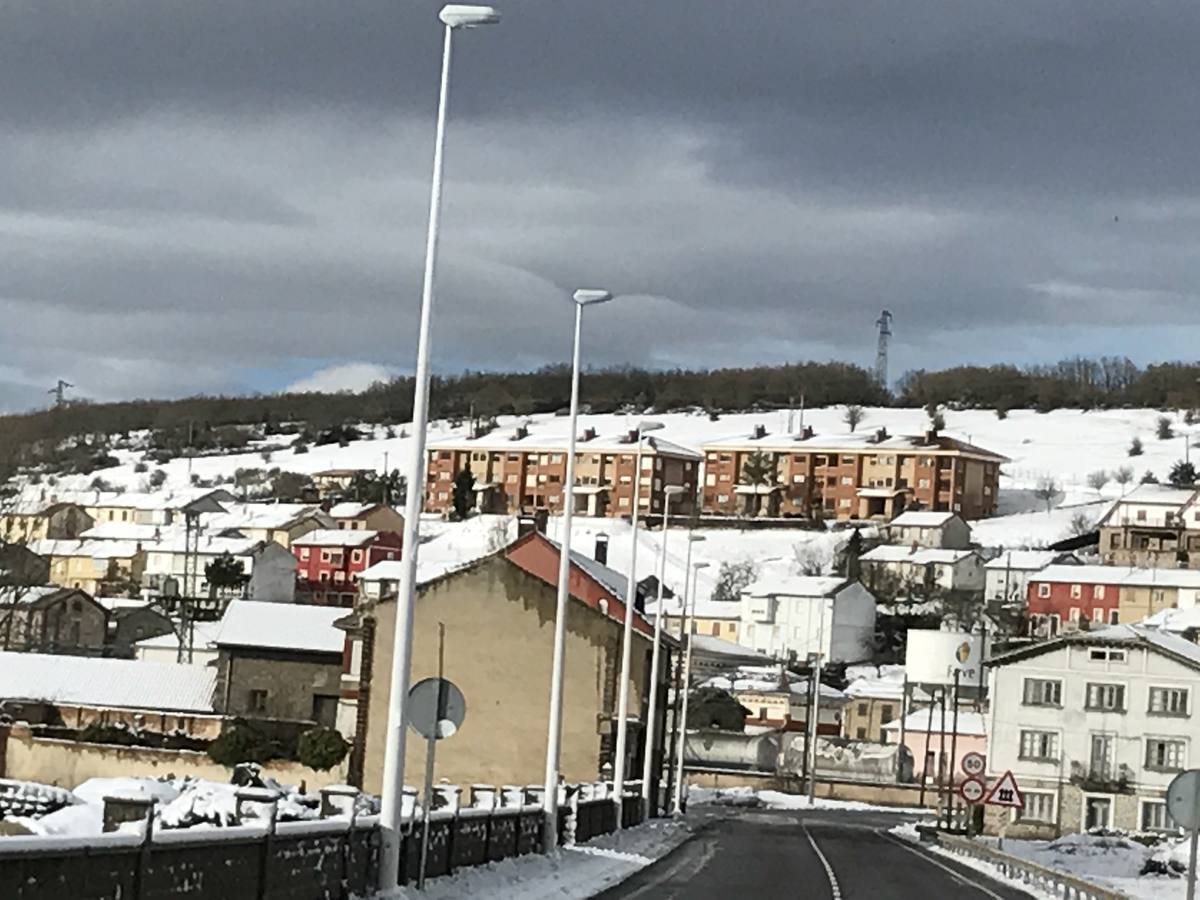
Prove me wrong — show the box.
[79,522,166,542]
[428,429,703,460]
[540,536,632,604]
[645,592,740,620]
[844,677,905,700]
[984,550,1071,571]
[688,634,773,662]
[991,623,1200,670]
[1030,564,1200,589]
[702,429,1008,462]
[206,503,328,531]
[860,545,977,565]
[142,534,262,556]
[31,539,146,560]
[1110,484,1200,506]
[291,529,380,548]
[0,652,216,712]
[135,620,222,652]
[214,601,345,654]
[743,575,848,597]
[328,502,378,518]
[888,511,958,528]
[0,586,77,606]
[883,707,986,736]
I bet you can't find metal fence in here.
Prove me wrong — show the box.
[0,781,648,899]
[937,834,1130,900]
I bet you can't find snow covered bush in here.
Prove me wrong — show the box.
[207,722,285,767]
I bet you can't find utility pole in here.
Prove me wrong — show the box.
[874,311,893,390]
[48,379,73,408]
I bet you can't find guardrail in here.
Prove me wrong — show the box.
[937,834,1129,900]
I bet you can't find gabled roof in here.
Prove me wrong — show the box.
[989,623,1200,671]
[983,550,1075,571]
[888,510,960,528]
[0,652,216,712]
[328,502,386,518]
[543,535,632,605]
[1029,564,1200,589]
[860,545,977,565]
[743,575,849,597]
[291,529,380,548]
[214,601,345,654]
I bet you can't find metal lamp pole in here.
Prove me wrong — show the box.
[542,289,613,850]
[611,420,664,824]
[377,5,499,890]
[672,559,709,814]
[639,486,684,816]
[806,595,828,805]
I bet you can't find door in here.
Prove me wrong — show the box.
[311,694,339,728]
[1084,796,1112,831]
[1089,734,1114,779]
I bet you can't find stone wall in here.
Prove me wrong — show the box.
[0,724,346,790]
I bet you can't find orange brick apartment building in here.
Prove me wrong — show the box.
[701,426,1006,520]
[424,426,702,519]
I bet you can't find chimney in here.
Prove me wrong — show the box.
[621,429,638,444]
[753,424,768,440]
[594,533,609,565]
[516,515,538,537]
[580,427,597,443]
[873,427,889,444]
[801,426,814,440]
[924,428,939,444]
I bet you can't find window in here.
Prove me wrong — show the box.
[1109,610,1120,625]
[1092,608,1105,624]
[1090,734,1115,779]
[334,571,345,583]
[1146,738,1186,771]
[1015,791,1056,824]
[1136,509,1147,521]
[840,476,853,485]
[1093,585,1105,599]
[1023,679,1063,707]
[839,498,852,508]
[1088,648,1126,662]
[248,689,269,714]
[856,727,867,739]
[1086,683,1126,712]
[351,549,363,564]
[880,704,895,725]
[1019,730,1059,761]
[1037,583,1051,598]
[1084,796,1112,830]
[918,479,931,489]
[793,474,806,484]
[1069,607,1081,624]
[1070,584,1082,599]
[1141,800,1176,832]
[857,703,868,716]
[706,474,716,486]
[1149,687,1189,716]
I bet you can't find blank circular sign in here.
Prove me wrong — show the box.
[407,677,466,741]
[1167,770,1200,831]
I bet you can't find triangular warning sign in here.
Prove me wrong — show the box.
[984,770,1025,809]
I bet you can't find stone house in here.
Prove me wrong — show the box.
[885,510,973,549]
[0,587,109,654]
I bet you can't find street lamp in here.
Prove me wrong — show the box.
[377,4,499,890]
[611,419,664,822]
[672,559,710,814]
[639,485,685,815]
[542,288,613,849]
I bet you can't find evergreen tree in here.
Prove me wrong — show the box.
[1169,460,1198,487]
[452,467,476,519]
[739,451,776,486]
[205,552,248,596]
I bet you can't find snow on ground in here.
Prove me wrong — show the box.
[377,817,693,900]
[687,785,927,813]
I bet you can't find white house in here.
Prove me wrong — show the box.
[984,550,1080,604]
[885,510,972,549]
[739,576,876,664]
[986,624,1200,837]
[860,545,986,594]
[140,535,296,602]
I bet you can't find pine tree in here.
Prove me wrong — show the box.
[452,467,476,520]
[739,451,776,486]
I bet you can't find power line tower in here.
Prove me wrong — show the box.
[48,379,73,407]
[874,310,893,389]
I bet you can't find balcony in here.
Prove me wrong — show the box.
[1069,760,1134,794]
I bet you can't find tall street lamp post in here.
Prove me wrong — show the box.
[611,419,664,823]
[542,289,613,849]
[639,485,685,816]
[377,5,499,890]
[672,559,710,814]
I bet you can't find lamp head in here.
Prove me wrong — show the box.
[439,4,501,28]
[638,420,665,435]
[573,289,613,307]
[664,486,685,497]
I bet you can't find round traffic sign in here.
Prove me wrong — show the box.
[407,677,466,740]
[1167,769,1200,830]
[962,752,987,778]
[959,777,986,804]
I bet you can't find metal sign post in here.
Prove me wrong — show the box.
[408,624,466,890]
[1167,770,1200,900]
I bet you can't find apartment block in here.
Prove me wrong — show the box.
[424,424,701,519]
[699,426,1005,521]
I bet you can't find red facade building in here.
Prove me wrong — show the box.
[1025,565,1122,636]
[292,529,402,606]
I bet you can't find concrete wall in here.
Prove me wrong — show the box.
[361,555,653,794]
[0,724,346,789]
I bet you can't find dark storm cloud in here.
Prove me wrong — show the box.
[1,1,1200,410]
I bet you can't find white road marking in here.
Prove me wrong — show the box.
[877,830,1007,900]
[802,826,843,900]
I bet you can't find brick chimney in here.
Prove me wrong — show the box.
[800,426,814,440]
[753,424,768,440]
[594,533,609,565]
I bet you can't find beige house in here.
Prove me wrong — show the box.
[39,540,147,595]
[204,503,334,548]
[328,502,405,533]
[647,591,741,643]
[0,502,94,544]
[1099,484,1200,569]
[0,587,109,654]
[342,552,657,792]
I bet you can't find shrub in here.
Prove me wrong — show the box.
[1157,416,1175,440]
[149,469,168,488]
[207,722,284,767]
[1086,470,1109,491]
[133,461,148,473]
[1128,437,1144,457]
[296,727,349,771]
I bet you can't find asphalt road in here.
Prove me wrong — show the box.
[596,808,1035,900]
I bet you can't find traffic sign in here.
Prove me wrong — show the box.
[407,677,466,740]
[962,752,986,778]
[984,771,1024,809]
[959,777,986,804]
[1168,770,1200,831]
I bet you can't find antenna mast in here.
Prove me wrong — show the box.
[874,311,893,389]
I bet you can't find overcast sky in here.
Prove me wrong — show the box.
[2,0,1199,411]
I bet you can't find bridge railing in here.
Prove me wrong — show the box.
[937,834,1130,900]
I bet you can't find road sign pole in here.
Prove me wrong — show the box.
[1189,772,1200,900]
[417,624,448,890]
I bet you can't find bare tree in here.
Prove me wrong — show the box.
[485,516,514,553]
[843,405,865,433]
[1113,465,1134,494]
[1068,511,1096,537]
[793,542,828,576]
[1033,475,1061,512]
[1086,470,1109,492]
